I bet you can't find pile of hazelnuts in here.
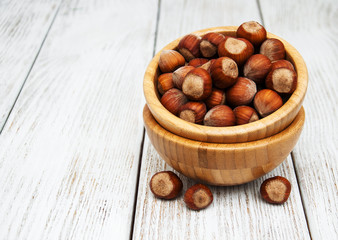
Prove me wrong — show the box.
[158,21,297,127]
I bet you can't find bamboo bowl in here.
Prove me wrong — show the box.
[144,26,308,143]
[143,26,308,185]
[143,105,305,186]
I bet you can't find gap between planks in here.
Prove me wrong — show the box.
[291,152,313,239]
[0,0,63,134]
[257,0,312,237]
[129,0,162,239]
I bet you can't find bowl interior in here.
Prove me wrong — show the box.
[143,26,308,143]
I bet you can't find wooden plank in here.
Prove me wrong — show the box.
[133,0,310,239]
[133,139,310,239]
[0,0,157,239]
[0,0,61,129]
[260,0,338,238]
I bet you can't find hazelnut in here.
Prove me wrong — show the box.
[182,68,212,101]
[218,37,254,66]
[178,34,202,61]
[158,50,185,73]
[233,106,259,125]
[260,176,291,204]
[265,67,297,94]
[226,77,257,107]
[204,105,235,127]
[178,102,207,124]
[184,184,213,210]
[157,73,174,95]
[260,38,286,62]
[205,88,226,109]
[253,89,283,117]
[188,58,209,67]
[200,32,226,58]
[150,171,183,199]
[236,21,267,47]
[160,88,188,115]
[172,66,195,90]
[199,59,216,73]
[210,57,238,88]
[243,54,272,84]
[271,59,295,71]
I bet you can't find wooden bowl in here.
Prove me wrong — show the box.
[143,26,308,143]
[144,105,305,186]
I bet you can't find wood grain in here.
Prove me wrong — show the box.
[260,0,338,238]
[133,0,310,238]
[144,27,308,143]
[143,105,305,186]
[0,0,157,239]
[133,138,310,239]
[0,0,62,129]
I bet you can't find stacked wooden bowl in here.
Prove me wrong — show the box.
[143,26,308,186]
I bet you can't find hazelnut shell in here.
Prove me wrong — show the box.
[150,171,183,199]
[184,184,213,210]
[158,50,185,73]
[210,57,239,89]
[204,105,235,127]
[157,73,174,95]
[253,89,283,117]
[260,176,291,204]
[178,102,207,124]
[182,68,212,101]
[200,32,226,58]
[243,54,272,84]
[178,34,201,61]
[172,66,195,90]
[226,77,257,107]
[233,106,259,125]
[160,88,188,115]
[260,38,286,62]
[236,21,267,47]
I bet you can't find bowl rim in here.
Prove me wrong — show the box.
[144,105,305,149]
[143,26,308,143]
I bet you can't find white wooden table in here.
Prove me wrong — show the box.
[0,0,337,239]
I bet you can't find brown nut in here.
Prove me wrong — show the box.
[236,21,267,47]
[226,77,257,107]
[160,88,188,115]
[260,38,286,62]
[271,59,295,71]
[253,89,283,117]
[157,73,174,95]
[150,171,183,199]
[178,102,207,124]
[199,59,216,73]
[218,37,254,66]
[200,32,226,58]
[188,58,209,67]
[184,184,213,210]
[204,105,235,127]
[158,50,185,73]
[172,66,195,90]
[182,68,212,101]
[233,106,259,125]
[210,57,238,89]
[260,176,291,204]
[178,34,202,61]
[243,54,272,84]
[265,67,297,94]
[205,88,226,109]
